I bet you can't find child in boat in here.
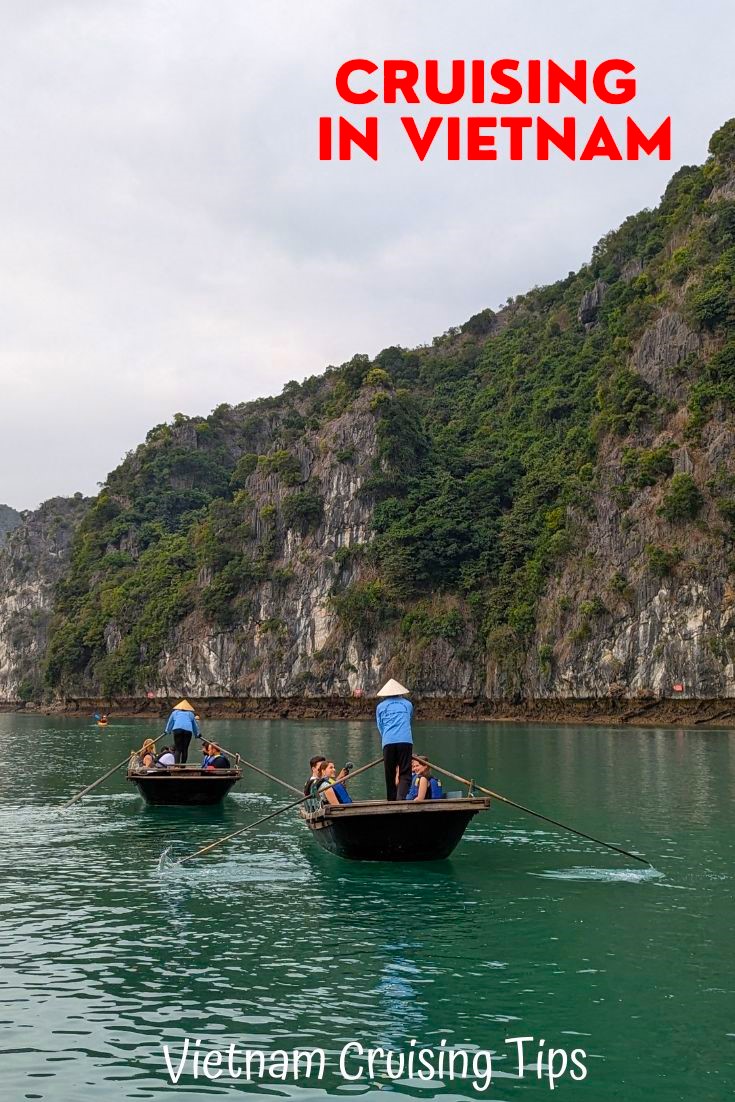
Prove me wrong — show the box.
[405,755,444,801]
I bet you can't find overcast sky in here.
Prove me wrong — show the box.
[1,0,734,510]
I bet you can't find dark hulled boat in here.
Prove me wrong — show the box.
[301,797,492,861]
[127,764,242,806]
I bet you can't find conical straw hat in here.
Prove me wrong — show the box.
[377,679,410,697]
[174,699,195,711]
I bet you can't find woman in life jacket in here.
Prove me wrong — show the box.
[312,760,352,805]
[139,739,157,768]
[405,755,444,801]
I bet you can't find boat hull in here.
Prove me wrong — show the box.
[127,767,241,806]
[302,798,491,861]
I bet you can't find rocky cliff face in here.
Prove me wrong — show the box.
[0,496,89,701]
[150,394,479,699]
[155,152,735,704]
[528,315,734,700]
[159,394,380,696]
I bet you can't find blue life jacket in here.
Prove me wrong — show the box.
[330,782,352,804]
[405,774,445,801]
[405,774,420,801]
[429,777,444,800]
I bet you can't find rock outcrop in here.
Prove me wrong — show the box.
[159,394,381,696]
[577,279,607,328]
[0,496,89,701]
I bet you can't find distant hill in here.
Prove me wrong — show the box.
[0,504,21,548]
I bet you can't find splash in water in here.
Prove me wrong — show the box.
[531,866,663,883]
[157,843,188,874]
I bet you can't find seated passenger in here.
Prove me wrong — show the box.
[405,755,444,801]
[304,754,326,796]
[206,747,231,770]
[140,739,157,767]
[313,761,352,805]
[157,747,176,766]
[201,742,217,767]
[325,759,351,783]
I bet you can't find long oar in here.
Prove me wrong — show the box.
[61,734,165,810]
[196,739,302,797]
[176,756,383,865]
[427,759,651,867]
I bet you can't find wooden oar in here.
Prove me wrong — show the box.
[61,734,165,809]
[176,756,383,864]
[427,758,651,867]
[196,739,302,797]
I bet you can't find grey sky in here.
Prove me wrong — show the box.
[1,0,733,509]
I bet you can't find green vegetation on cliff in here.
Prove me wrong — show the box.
[44,120,735,696]
[0,504,22,548]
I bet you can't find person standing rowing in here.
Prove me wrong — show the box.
[375,679,413,801]
[164,698,200,764]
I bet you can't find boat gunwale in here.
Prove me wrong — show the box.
[302,796,491,822]
[126,766,242,781]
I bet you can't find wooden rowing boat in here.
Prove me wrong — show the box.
[300,797,492,861]
[127,764,242,806]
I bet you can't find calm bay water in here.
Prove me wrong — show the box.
[0,714,733,1101]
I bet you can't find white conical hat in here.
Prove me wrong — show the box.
[377,679,410,697]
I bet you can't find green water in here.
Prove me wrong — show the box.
[0,715,733,1101]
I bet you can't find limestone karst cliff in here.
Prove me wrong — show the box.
[0,496,90,701]
[2,120,735,706]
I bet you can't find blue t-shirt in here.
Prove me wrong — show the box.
[376,697,414,747]
[165,709,200,736]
